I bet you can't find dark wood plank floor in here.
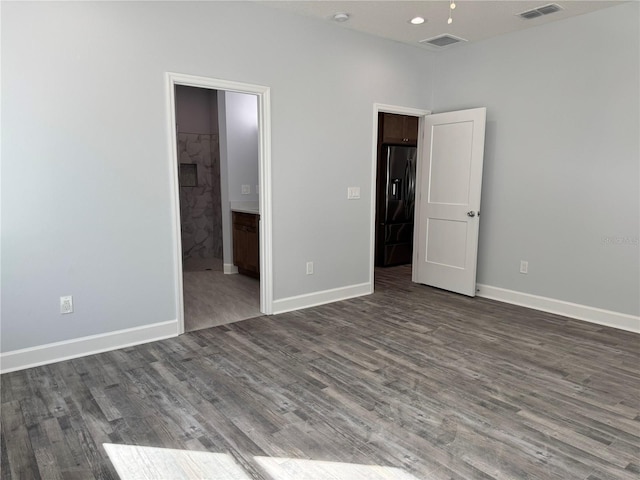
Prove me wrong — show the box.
[2,266,639,479]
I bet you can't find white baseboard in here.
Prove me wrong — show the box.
[476,284,640,334]
[224,263,238,275]
[0,319,178,374]
[5,285,633,373]
[272,282,372,315]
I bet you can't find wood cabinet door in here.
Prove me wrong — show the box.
[404,115,419,143]
[244,224,259,274]
[380,113,418,145]
[381,113,406,144]
[232,213,260,277]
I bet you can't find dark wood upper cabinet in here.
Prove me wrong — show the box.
[379,113,418,145]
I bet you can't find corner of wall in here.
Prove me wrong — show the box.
[217,91,233,266]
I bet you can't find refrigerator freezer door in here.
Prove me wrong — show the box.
[384,243,414,267]
[376,145,418,267]
[384,223,414,244]
[385,146,417,224]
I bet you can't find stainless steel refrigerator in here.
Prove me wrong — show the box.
[375,145,417,267]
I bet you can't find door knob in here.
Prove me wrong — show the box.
[467,211,476,217]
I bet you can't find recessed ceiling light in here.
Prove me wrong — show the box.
[410,16,426,25]
[332,12,350,22]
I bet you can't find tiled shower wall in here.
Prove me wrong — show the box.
[179,133,223,262]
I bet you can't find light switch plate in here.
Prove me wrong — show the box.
[347,187,361,199]
[241,185,251,195]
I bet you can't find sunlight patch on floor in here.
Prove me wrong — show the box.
[254,456,421,480]
[103,444,251,480]
[103,444,420,480]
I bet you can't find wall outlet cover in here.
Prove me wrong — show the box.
[60,295,74,314]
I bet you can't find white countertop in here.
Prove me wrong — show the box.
[230,202,259,215]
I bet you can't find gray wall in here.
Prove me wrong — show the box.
[225,92,259,205]
[433,2,639,316]
[218,91,260,266]
[2,1,637,354]
[1,1,434,352]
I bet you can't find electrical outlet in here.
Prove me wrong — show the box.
[347,187,361,199]
[520,260,528,274]
[306,261,314,275]
[60,295,74,314]
[241,184,251,195]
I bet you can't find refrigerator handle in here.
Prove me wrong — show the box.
[404,158,415,219]
[391,178,401,199]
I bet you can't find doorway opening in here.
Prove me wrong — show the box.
[370,104,430,292]
[167,73,273,335]
[175,86,224,274]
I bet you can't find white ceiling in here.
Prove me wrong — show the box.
[262,1,625,49]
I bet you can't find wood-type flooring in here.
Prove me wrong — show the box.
[183,269,260,332]
[2,266,639,479]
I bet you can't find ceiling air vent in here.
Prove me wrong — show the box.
[420,34,467,48]
[518,3,563,20]
[520,9,543,19]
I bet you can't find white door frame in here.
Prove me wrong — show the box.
[166,72,273,335]
[369,103,430,291]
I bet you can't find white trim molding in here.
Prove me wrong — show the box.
[272,283,372,315]
[0,320,179,374]
[370,103,431,291]
[224,263,239,275]
[477,284,640,334]
[374,103,433,117]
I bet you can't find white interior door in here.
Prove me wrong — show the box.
[412,107,486,296]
